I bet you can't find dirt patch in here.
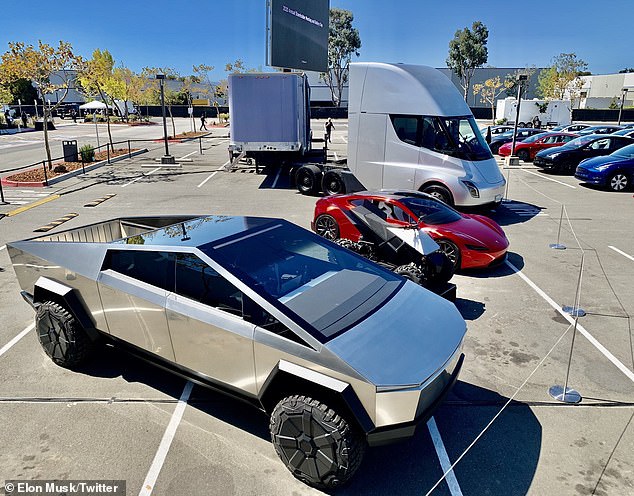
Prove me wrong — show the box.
[6,149,139,183]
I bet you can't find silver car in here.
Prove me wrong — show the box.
[8,215,466,489]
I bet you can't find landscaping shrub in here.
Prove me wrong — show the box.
[80,144,95,162]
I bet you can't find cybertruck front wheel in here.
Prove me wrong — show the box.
[270,395,366,489]
[35,301,93,368]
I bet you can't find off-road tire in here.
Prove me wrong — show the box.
[394,263,423,284]
[270,395,366,490]
[36,301,93,368]
[334,238,377,260]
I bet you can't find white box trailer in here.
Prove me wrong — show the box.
[228,72,312,166]
[296,63,506,207]
[495,97,571,127]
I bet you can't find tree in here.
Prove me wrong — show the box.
[192,64,216,120]
[142,67,184,137]
[473,76,512,124]
[446,21,489,101]
[78,49,117,151]
[537,53,588,101]
[0,41,81,169]
[108,66,142,122]
[5,78,39,105]
[504,66,537,98]
[321,8,361,107]
[619,68,634,74]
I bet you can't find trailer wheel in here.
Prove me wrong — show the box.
[296,165,322,195]
[270,395,366,489]
[322,170,346,196]
[36,301,93,368]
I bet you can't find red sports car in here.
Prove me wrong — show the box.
[498,132,578,162]
[312,191,509,270]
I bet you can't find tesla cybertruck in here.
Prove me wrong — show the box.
[8,215,466,489]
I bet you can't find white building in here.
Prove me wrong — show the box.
[571,73,634,109]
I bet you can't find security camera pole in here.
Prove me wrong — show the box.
[510,74,528,157]
[156,74,175,164]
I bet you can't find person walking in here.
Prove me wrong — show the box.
[71,109,77,123]
[325,117,335,143]
[21,111,28,127]
[200,112,207,131]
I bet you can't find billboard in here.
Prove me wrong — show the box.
[267,0,330,73]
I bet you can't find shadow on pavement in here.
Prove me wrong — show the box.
[79,347,541,496]
[461,252,524,279]
[488,200,546,226]
[454,298,486,321]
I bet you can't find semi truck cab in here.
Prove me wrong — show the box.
[347,63,506,207]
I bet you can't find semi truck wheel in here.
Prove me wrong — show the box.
[270,395,366,489]
[322,170,346,196]
[422,184,453,206]
[35,301,93,368]
[296,165,322,195]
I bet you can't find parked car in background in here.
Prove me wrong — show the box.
[498,132,578,162]
[534,134,634,173]
[575,143,634,191]
[488,128,544,154]
[313,191,509,270]
[577,125,623,136]
[611,128,634,138]
[551,123,591,133]
[480,125,514,137]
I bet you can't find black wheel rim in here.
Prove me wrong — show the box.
[428,188,449,204]
[315,216,338,240]
[438,241,459,267]
[38,312,69,360]
[611,174,627,191]
[276,410,340,482]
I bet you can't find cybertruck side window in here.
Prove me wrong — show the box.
[103,250,175,291]
[243,295,310,347]
[174,253,242,316]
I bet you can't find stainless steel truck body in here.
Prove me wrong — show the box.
[8,215,466,489]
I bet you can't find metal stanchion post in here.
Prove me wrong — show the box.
[42,161,49,187]
[199,137,203,155]
[0,178,6,204]
[549,204,567,250]
[81,155,85,174]
[549,252,585,403]
[107,145,111,164]
[128,140,131,158]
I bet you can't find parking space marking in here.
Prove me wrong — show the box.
[139,381,193,496]
[427,417,463,496]
[0,245,6,252]
[271,167,282,189]
[197,161,230,188]
[0,323,34,359]
[122,167,162,188]
[179,150,197,160]
[609,246,634,262]
[506,260,634,383]
[340,136,348,143]
[520,169,576,189]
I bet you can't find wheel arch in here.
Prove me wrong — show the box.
[259,360,375,435]
[33,277,100,341]
[419,180,455,204]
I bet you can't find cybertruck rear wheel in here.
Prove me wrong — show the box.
[36,301,93,368]
[270,395,366,490]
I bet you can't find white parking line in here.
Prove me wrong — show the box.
[427,417,463,496]
[609,245,634,262]
[179,150,197,160]
[271,167,282,189]
[334,151,339,161]
[197,161,230,188]
[506,260,634,383]
[121,167,162,188]
[340,136,348,143]
[520,169,576,189]
[0,245,7,252]
[138,381,193,496]
[0,323,34,359]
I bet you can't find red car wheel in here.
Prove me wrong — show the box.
[314,214,340,240]
[436,239,461,270]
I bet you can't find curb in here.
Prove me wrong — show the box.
[1,149,149,188]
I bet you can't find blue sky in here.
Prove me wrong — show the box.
[1,0,631,80]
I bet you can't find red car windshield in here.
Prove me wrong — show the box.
[399,197,462,225]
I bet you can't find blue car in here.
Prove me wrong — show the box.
[575,143,634,191]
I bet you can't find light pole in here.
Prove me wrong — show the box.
[156,74,175,164]
[510,74,528,157]
[617,87,630,126]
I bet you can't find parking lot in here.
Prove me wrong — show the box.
[0,118,633,495]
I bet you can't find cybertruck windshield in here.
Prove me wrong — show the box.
[201,222,402,342]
